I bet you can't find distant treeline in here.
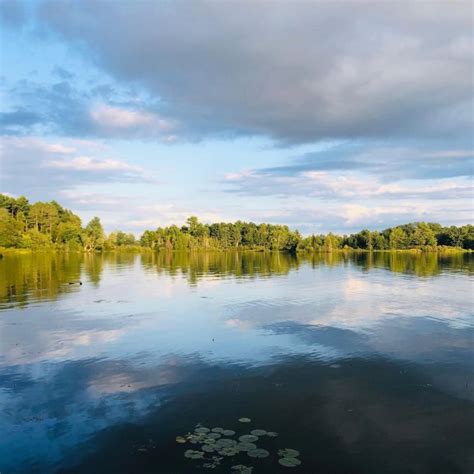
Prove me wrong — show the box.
[1,194,473,252]
[140,217,474,251]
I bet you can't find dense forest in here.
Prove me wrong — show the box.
[0,194,135,251]
[1,194,473,252]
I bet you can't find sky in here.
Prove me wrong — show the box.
[0,0,472,235]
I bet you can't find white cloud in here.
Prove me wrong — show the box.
[226,164,473,202]
[303,171,473,199]
[224,170,256,181]
[90,103,176,138]
[128,204,225,230]
[1,135,150,202]
[42,143,76,154]
[59,190,129,207]
[342,204,413,225]
[0,136,75,154]
[0,136,108,154]
[47,156,142,172]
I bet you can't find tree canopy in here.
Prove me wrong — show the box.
[0,194,134,251]
[140,217,473,252]
[1,194,472,252]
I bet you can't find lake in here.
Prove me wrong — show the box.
[0,251,473,473]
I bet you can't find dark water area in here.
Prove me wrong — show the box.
[0,251,473,473]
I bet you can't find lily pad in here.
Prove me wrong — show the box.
[232,465,254,474]
[250,429,267,436]
[206,432,221,439]
[215,438,237,448]
[238,417,251,423]
[202,444,216,453]
[218,446,239,456]
[278,449,300,458]
[175,436,187,443]
[222,429,236,436]
[239,434,258,443]
[278,457,301,467]
[195,427,210,434]
[237,442,257,452]
[266,431,279,437]
[203,438,217,444]
[248,448,270,458]
[184,449,205,459]
[211,427,224,433]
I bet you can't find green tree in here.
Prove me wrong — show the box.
[84,217,105,251]
[389,227,407,249]
[410,223,437,248]
[56,222,83,248]
[0,209,22,247]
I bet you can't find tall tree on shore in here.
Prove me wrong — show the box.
[84,217,105,251]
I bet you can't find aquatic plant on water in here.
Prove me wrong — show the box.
[247,448,270,458]
[277,448,301,468]
[278,457,301,467]
[232,464,254,473]
[195,427,210,434]
[237,442,257,451]
[184,449,205,459]
[176,418,302,470]
[278,449,300,458]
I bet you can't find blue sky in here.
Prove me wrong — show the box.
[0,1,472,235]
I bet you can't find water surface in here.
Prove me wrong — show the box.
[0,251,473,473]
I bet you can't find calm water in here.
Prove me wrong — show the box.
[0,251,473,473]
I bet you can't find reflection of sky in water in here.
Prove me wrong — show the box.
[0,254,473,472]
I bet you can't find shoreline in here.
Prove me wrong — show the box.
[1,247,471,257]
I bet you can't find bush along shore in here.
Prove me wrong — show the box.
[1,194,473,253]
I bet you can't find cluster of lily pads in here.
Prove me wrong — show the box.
[176,417,301,470]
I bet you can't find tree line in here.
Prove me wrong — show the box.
[0,194,135,251]
[140,218,474,252]
[1,194,473,252]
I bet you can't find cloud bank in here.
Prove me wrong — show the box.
[33,1,473,144]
